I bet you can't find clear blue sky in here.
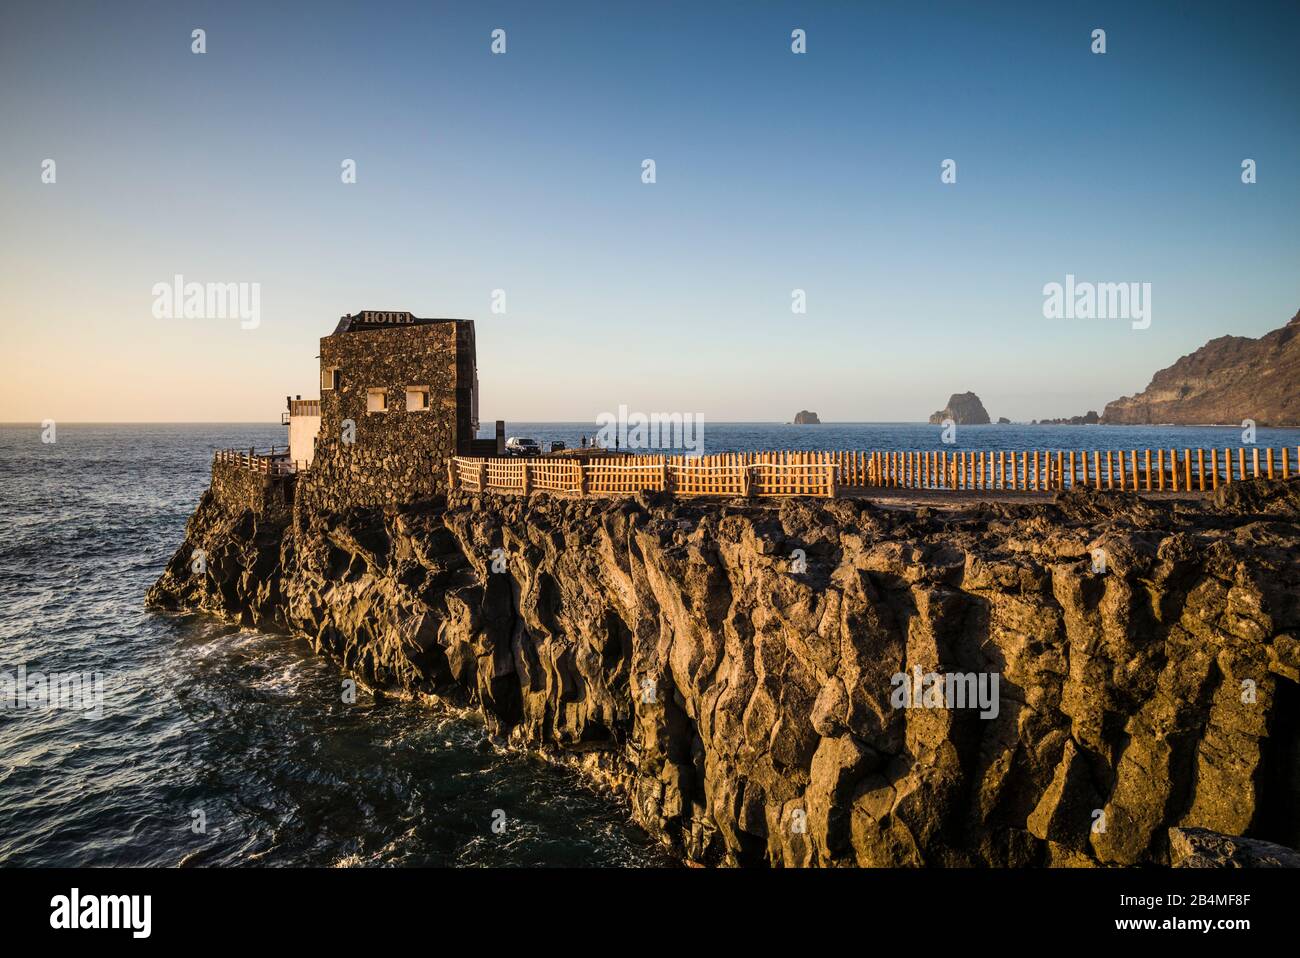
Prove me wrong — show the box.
[1,0,1296,422]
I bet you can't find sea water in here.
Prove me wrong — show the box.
[3,421,1298,866]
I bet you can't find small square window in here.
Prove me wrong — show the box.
[406,387,430,412]
[366,388,388,413]
[322,367,341,391]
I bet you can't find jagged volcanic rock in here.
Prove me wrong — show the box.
[1169,827,1300,867]
[148,480,1300,867]
[928,392,991,425]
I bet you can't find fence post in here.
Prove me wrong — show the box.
[448,458,459,491]
[825,462,837,498]
[479,461,488,492]
[521,461,531,495]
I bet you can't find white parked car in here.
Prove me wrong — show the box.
[505,437,541,457]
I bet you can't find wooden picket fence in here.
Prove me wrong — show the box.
[450,446,1299,499]
[452,453,837,498]
[862,446,1299,492]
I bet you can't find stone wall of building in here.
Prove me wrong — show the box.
[297,320,474,514]
[209,460,295,520]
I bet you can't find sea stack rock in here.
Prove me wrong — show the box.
[928,392,991,425]
[793,410,821,424]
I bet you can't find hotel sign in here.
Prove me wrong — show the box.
[333,309,450,334]
[357,310,414,325]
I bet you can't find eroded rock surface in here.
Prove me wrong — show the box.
[1102,309,1300,427]
[148,479,1300,866]
[928,392,991,425]
[1169,827,1300,867]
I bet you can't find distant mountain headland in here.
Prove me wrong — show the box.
[1100,310,1300,427]
[792,410,821,424]
[928,392,991,425]
[1036,411,1100,426]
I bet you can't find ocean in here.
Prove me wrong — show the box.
[499,421,1300,458]
[2,421,1298,867]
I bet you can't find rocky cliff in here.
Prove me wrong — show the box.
[793,411,821,425]
[929,392,991,425]
[148,477,1300,866]
[1102,310,1300,426]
